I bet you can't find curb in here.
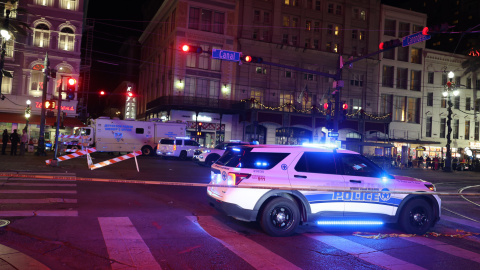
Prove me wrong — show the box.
[0,244,50,270]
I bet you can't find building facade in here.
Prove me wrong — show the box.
[0,0,85,144]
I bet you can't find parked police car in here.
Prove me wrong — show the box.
[207,144,440,237]
[193,140,250,167]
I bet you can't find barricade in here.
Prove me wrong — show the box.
[45,148,97,165]
[88,150,142,170]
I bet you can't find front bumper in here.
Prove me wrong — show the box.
[207,195,258,222]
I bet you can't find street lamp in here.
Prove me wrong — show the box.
[443,71,458,172]
[25,99,31,131]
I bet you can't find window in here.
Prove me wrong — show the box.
[135,128,144,134]
[410,48,421,64]
[465,120,470,140]
[283,16,290,27]
[335,4,342,15]
[314,22,320,32]
[30,70,44,92]
[328,3,334,13]
[33,23,50,48]
[440,118,446,138]
[213,12,225,34]
[455,76,461,86]
[188,8,200,30]
[382,65,394,87]
[359,31,365,40]
[254,10,261,22]
[333,43,339,53]
[5,38,14,57]
[410,70,421,91]
[383,46,394,59]
[315,0,321,10]
[262,30,269,42]
[313,39,319,49]
[295,152,336,174]
[467,78,472,89]
[1,70,12,94]
[59,27,75,51]
[184,140,200,146]
[380,94,392,115]
[256,67,266,74]
[304,73,316,81]
[264,12,270,23]
[442,74,448,85]
[35,0,53,6]
[441,96,447,108]
[305,37,310,47]
[393,96,405,121]
[477,99,480,111]
[282,34,288,44]
[477,79,480,90]
[306,20,311,31]
[292,18,299,27]
[397,46,408,61]
[334,25,339,36]
[454,96,460,109]
[396,68,408,89]
[60,0,77,11]
[428,72,434,84]
[384,19,396,36]
[399,22,410,38]
[339,154,382,177]
[292,35,298,46]
[285,70,292,78]
[188,7,224,34]
[326,42,331,52]
[413,25,423,33]
[427,93,433,106]
[453,119,459,139]
[327,24,333,35]
[360,11,366,20]
[476,122,479,141]
[217,149,289,169]
[252,29,258,39]
[201,10,212,32]
[284,0,298,6]
[186,44,221,71]
[407,97,419,123]
[426,117,432,137]
[466,97,471,111]
[350,74,364,86]
[352,30,357,39]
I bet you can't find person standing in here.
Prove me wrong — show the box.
[20,129,28,156]
[9,129,20,156]
[1,129,8,155]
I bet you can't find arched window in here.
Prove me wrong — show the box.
[30,70,44,93]
[34,23,50,48]
[59,27,75,51]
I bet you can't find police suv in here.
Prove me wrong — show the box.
[207,144,441,237]
[193,140,250,167]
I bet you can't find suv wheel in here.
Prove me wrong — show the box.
[205,154,219,167]
[179,150,188,160]
[141,146,153,156]
[260,197,300,237]
[399,198,433,235]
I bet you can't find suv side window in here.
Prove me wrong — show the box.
[295,152,336,174]
[217,148,289,169]
[184,140,199,146]
[175,140,182,145]
[338,153,383,177]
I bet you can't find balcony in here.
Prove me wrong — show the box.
[146,96,245,115]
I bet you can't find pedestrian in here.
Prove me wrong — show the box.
[396,155,401,167]
[9,129,20,156]
[452,157,458,171]
[20,129,28,156]
[1,129,8,155]
[426,156,431,169]
[433,156,439,170]
[418,156,424,168]
[408,156,413,168]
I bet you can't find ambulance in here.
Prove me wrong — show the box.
[64,117,186,155]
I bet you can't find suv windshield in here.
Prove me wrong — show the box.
[217,147,290,169]
[214,142,247,150]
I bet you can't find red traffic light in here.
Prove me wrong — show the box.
[198,122,203,126]
[181,44,203,53]
[67,78,76,86]
[127,92,134,97]
[182,44,190,52]
[422,27,429,35]
[323,103,329,110]
[379,39,401,50]
[342,103,348,110]
[245,56,252,62]
[99,90,106,96]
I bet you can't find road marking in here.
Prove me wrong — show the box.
[0,190,76,194]
[187,216,302,270]
[306,234,425,270]
[441,215,480,230]
[0,182,76,187]
[98,217,161,270]
[0,210,78,216]
[402,237,480,263]
[0,244,50,270]
[0,198,77,203]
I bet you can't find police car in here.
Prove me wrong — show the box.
[193,140,250,167]
[207,144,441,237]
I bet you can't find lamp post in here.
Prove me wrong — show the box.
[443,71,459,172]
[25,99,31,131]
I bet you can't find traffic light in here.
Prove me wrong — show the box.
[422,23,451,35]
[324,102,332,119]
[241,55,263,63]
[99,90,106,96]
[44,100,56,109]
[341,102,348,121]
[197,122,202,136]
[66,77,76,100]
[127,92,134,98]
[379,39,401,50]
[181,44,203,53]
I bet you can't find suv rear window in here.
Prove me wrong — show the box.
[217,147,289,169]
[160,139,174,145]
[184,140,199,146]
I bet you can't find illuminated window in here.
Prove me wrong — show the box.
[34,24,50,48]
[306,20,311,31]
[393,96,405,122]
[59,27,75,51]
[1,70,12,94]
[5,38,14,57]
[283,16,290,27]
[60,0,77,10]
[30,70,44,92]
[35,0,54,6]
[334,26,339,36]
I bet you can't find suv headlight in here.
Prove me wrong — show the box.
[424,184,436,191]
[204,150,211,153]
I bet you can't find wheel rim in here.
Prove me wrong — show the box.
[409,206,429,229]
[269,206,294,230]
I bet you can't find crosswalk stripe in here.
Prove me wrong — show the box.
[0,198,77,203]
[0,210,78,216]
[187,216,302,270]
[98,217,161,270]
[441,215,480,230]
[306,234,425,270]
[402,237,480,263]
[0,183,76,187]
[0,190,76,194]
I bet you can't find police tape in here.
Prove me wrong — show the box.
[45,148,97,165]
[0,172,480,197]
[88,151,142,170]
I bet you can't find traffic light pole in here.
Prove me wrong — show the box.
[51,77,64,165]
[36,53,50,156]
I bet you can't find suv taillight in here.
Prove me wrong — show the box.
[173,144,177,151]
[228,172,251,185]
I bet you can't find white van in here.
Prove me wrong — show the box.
[156,137,200,160]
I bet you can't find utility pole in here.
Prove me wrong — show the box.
[36,53,50,156]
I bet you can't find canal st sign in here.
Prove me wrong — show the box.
[402,32,431,47]
[211,49,240,62]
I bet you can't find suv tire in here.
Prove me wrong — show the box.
[205,154,220,167]
[179,150,188,160]
[260,197,300,237]
[399,198,433,235]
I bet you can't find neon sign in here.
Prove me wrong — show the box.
[35,101,74,111]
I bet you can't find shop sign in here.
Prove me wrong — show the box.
[416,146,426,151]
[192,115,212,122]
[469,141,480,149]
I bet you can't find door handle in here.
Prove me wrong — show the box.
[294,175,307,178]
[350,180,362,183]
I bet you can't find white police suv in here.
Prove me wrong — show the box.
[193,140,250,167]
[207,144,441,237]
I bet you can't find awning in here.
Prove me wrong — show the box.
[345,141,395,148]
[0,112,86,127]
[389,139,442,145]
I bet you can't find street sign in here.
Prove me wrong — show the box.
[328,132,339,137]
[211,49,240,62]
[402,32,431,47]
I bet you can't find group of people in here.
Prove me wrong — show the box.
[395,154,479,171]
[2,129,29,156]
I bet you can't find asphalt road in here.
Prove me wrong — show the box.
[1,152,480,269]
